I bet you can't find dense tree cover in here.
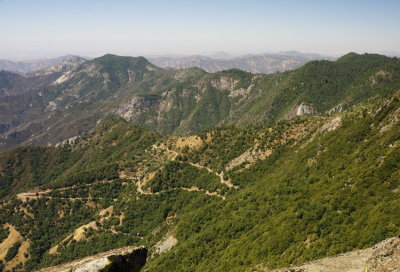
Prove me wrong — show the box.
[156,53,400,134]
[158,53,400,136]
[0,146,79,199]
[1,52,399,154]
[0,117,226,271]
[270,53,400,116]
[0,197,99,271]
[0,118,161,271]
[144,161,224,193]
[5,241,21,261]
[0,118,160,197]
[0,93,399,271]
[144,96,400,271]
[0,226,9,244]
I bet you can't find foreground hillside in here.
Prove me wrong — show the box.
[27,236,400,272]
[0,53,399,151]
[266,236,400,272]
[0,93,399,271]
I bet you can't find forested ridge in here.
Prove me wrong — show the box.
[0,54,399,271]
[0,53,399,151]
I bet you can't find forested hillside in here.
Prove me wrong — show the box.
[0,92,399,271]
[0,53,399,151]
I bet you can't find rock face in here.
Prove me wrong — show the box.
[296,103,316,116]
[100,248,147,272]
[328,104,343,114]
[365,236,400,272]
[29,56,86,76]
[115,96,156,121]
[152,235,178,256]
[263,236,400,272]
[0,53,398,152]
[37,247,147,272]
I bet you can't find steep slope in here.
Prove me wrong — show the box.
[261,236,400,272]
[0,69,61,99]
[0,54,174,150]
[0,94,398,271]
[0,71,23,97]
[0,118,160,199]
[0,53,399,152]
[143,95,400,271]
[118,53,400,135]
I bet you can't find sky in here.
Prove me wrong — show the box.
[0,0,399,59]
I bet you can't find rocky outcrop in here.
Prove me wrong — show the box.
[328,104,343,114]
[210,76,239,91]
[100,248,147,272]
[37,246,147,272]
[365,236,400,272]
[115,96,156,121]
[296,103,316,116]
[152,234,178,256]
[31,56,86,77]
[259,236,400,272]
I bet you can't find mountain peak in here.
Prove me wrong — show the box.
[336,52,360,62]
[92,54,157,71]
[94,54,149,63]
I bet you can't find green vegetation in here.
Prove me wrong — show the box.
[144,161,224,193]
[0,95,399,271]
[0,226,9,244]
[1,53,399,152]
[0,54,399,272]
[5,241,21,261]
[145,95,400,271]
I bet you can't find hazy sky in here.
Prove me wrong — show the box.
[0,0,399,59]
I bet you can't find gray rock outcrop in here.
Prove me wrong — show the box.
[37,246,147,272]
[296,103,316,116]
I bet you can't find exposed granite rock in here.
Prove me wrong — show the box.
[210,76,239,91]
[115,96,156,121]
[259,236,400,272]
[296,103,316,116]
[101,248,147,272]
[365,236,400,272]
[152,234,177,256]
[328,104,343,114]
[37,246,147,272]
[31,56,86,77]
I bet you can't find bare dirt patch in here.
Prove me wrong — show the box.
[0,224,30,270]
[225,144,272,171]
[175,136,203,150]
[49,221,99,255]
[0,224,23,260]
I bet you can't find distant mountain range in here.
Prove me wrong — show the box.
[0,51,329,75]
[0,56,81,74]
[147,51,330,73]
